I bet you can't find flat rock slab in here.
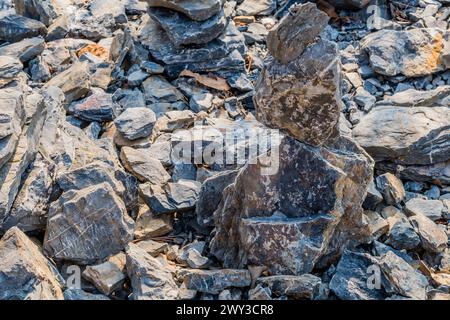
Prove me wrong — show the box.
[0,14,47,43]
[114,107,157,140]
[181,269,252,294]
[146,0,222,21]
[0,37,45,62]
[148,7,227,47]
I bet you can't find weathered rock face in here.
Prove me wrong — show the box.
[68,89,118,122]
[254,4,341,146]
[145,0,221,21]
[0,227,63,300]
[211,135,374,275]
[0,37,45,62]
[353,106,450,165]
[361,28,450,77]
[114,107,156,140]
[256,274,322,300]
[181,269,252,294]
[126,243,180,300]
[0,14,47,43]
[43,183,134,264]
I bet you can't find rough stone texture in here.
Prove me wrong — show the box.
[43,183,134,264]
[114,107,156,140]
[0,37,45,62]
[134,203,173,239]
[254,39,342,146]
[376,86,450,108]
[145,0,221,21]
[0,55,23,79]
[236,0,276,16]
[120,146,170,184]
[182,269,251,294]
[148,7,227,47]
[68,90,118,122]
[375,173,405,205]
[353,106,450,165]
[267,3,329,64]
[361,28,450,77]
[256,274,322,300]
[63,288,110,300]
[126,242,180,300]
[409,214,447,253]
[405,198,444,221]
[211,135,374,275]
[0,227,63,300]
[0,14,47,43]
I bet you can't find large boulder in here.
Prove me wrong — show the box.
[0,227,63,300]
[0,14,47,43]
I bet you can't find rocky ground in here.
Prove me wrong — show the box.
[0,0,449,300]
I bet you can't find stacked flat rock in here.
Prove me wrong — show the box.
[140,0,246,78]
[210,3,375,275]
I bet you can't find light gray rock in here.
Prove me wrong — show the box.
[134,203,173,239]
[143,75,185,103]
[409,213,447,253]
[146,0,222,21]
[376,173,405,205]
[236,0,276,16]
[256,274,322,300]
[114,107,156,140]
[376,86,450,107]
[0,55,22,79]
[68,89,118,122]
[0,37,45,62]
[0,227,63,300]
[63,289,110,300]
[0,14,47,42]
[405,198,444,221]
[181,269,251,294]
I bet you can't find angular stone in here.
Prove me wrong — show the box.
[82,253,127,295]
[126,242,180,300]
[148,7,227,47]
[0,55,22,79]
[196,170,239,229]
[385,216,420,251]
[139,179,201,215]
[211,136,374,275]
[0,227,63,300]
[182,269,251,294]
[63,288,110,300]
[14,0,64,26]
[364,210,389,240]
[90,0,127,24]
[254,39,341,146]
[256,274,322,300]
[353,106,450,165]
[375,173,405,205]
[43,183,135,264]
[134,203,173,239]
[146,0,221,21]
[0,37,45,62]
[361,28,450,77]
[376,86,450,108]
[405,198,444,221]
[0,14,47,42]
[114,107,156,140]
[44,62,91,103]
[236,0,276,16]
[143,75,185,103]
[328,0,371,9]
[135,239,168,257]
[267,3,329,64]
[409,214,447,253]
[363,180,383,210]
[120,146,171,184]
[68,89,118,122]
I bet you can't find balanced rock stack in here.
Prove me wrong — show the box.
[210,3,375,275]
[140,0,247,80]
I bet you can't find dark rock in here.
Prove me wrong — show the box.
[0,37,45,62]
[68,89,118,122]
[0,14,47,43]
[256,274,322,300]
[181,269,251,294]
[146,0,222,21]
[375,173,405,205]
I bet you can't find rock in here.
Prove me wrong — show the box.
[148,7,228,47]
[90,0,127,24]
[186,249,209,269]
[146,0,222,21]
[328,0,371,9]
[0,37,45,62]
[195,170,239,229]
[29,56,51,82]
[256,274,322,300]
[82,253,127,295]
[236,0,276,16]
[254,39,341,146]
[330,250,387,300]
[190,93,214,113]
[63,289,110,300]
[0,14,47,42]
[142,60,164,74]
[248,284,272,300]
[211,136,374,275]
[114,107,156,140]
[405,198,444,221]
[14,0,64,26]
[135,239,168,257]
[139,179,201,215]
[409,214,447,253]
[44,62,91,103]
[376,86,450,107]
[0,55,22,79]
[361,28,450,77]
[43,183,135,264]
[127,69,148,86]
[143,75,185,103]
[126,242,180,300]
[363,181,383,210]
[385,216,420,251]
[364,210,389,240]
[379,251,428,300]
[68,89,118,122]
[120,146,171,184]
[146,140,172,166]
[266,3,329,64]
[0,227,63,300]
[375,173,405,205]
[134,203,173,239]
[181,269,251,294]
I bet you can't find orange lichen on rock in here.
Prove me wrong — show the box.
[426,32,444,72]
[76,44,110,61]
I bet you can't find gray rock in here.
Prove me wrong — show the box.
[181,269,251,294]
[126,242,180,300]
[68,89,118,122]
[127,69,148,86]
[425,185,441,200]
[363,180,384,210]
[63,289,110,300]
[409,213,447,253]
[376,86,450,107]
[0,14,47,42]
[134,203,173,239]
[43,183,135,264]
[353,106,450,165]
[142,60,164,74]
[114,107,156,140]
[375,173,405,205]
[14,0,62,26]
[364,210,389,240]
[148,7,227,47]
[256,274,322,300]
[146,0,221,21]
[90,0,127,24]
[190,93,214,113]
[236,0,276,16]
[405,198,444,221]
[120,146,171,184]
[0,227,63,300]
[0,55,22,79]
[143,75,185,103]
[0,36,45,62]
[267,3,329,64]
[385,217,420,251]
[139,179,201,215]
